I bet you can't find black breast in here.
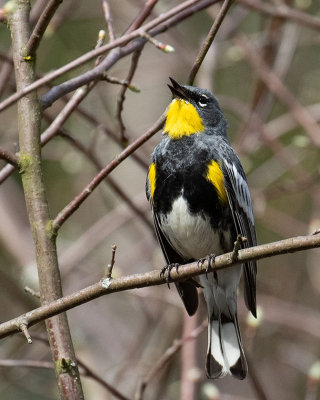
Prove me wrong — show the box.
[152,135,232,230]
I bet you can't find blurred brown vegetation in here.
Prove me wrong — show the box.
[0,0,320,399]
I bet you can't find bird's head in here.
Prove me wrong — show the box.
[164,77,226,140]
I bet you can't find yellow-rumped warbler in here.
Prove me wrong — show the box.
[146,78,257,379]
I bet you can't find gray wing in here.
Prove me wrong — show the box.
[222,159,257,317]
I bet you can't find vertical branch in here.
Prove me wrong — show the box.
[9,1,84,399]
[180,314,198,400]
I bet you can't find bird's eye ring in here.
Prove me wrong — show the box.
[198,95,208,107]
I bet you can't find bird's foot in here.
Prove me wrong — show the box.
[160,263,180,288]
[197,254,216,279]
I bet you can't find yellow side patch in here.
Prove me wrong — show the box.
[148,163,156,200]
[164,99,204,139]
[206,161,228,204]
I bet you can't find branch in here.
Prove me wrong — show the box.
[236,35,320,147]
[59,129,153,231]
[0,232,319,339]
[102,0,115,41]
[116,49,142,143]
[187,0,233,85]
[0,147,18,166]
[0,0,220,112]
[135,320,207,400]
[23,0,63,58]
[52,113,166,232]
[125,0,159,34]
[238,0,320,33]
[9,1,84,398]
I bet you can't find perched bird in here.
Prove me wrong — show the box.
[146,78,257,380]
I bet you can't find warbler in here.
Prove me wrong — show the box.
[146,78,257,380]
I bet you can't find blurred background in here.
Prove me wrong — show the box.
[0,0,320,399]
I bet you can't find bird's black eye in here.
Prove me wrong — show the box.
[198,95,208,107]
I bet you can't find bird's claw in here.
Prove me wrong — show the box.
[160,263,180,288]
[198,254,216,279]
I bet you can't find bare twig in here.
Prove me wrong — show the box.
[139,30,175,53]
[116,49,142,143]
[237,36,320,147]
[0,0,220,112]
[0,359,53,368]
[238,0,320,32]
[23,0,63,58]
[0,147,18,166]
[102,0,115,41]
[105,244,117,278]
[77,358,132,400]
[188,0,234,85]
[0,232,320,339]
[126,0,159,34]
[18,321,32,344]
[135,320,207,400]
[59,128,153,231]
[24,286,40,299]
[52,112,166,232]
[31,332,132,400]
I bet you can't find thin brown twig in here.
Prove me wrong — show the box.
[188,0,234,85]
[77,358,131,400]
[116,49,142,143]
[102,0,115,41]
[0,359,54,369]
[30,333,132,400]
[18,321,32,344]
[41,30,106,144]
[126,0,160,34]
[236,35,320,147]
[247,355,270,400]
[59,128,153,231]
[135,319,206,400]
[0,232,320,340]
[52,112,166,232]
[23,0,63,57]
[0,0,219,112]
[0,147,18,166]
[238,0,320,32]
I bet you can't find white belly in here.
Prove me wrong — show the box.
[160,196,228,260]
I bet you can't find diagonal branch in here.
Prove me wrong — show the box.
[23,0,63,58]
[0,147,18,166]
[0,232,319,340]
[187,0,233,85]
[0,0,220,112]
[237,35,320,147]
[52,113,166,232]
[238,0,320,32]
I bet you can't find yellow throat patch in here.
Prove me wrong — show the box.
[164,99,204,139]
[206,161,228,204]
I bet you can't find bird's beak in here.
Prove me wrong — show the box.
[168,77,188,100]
